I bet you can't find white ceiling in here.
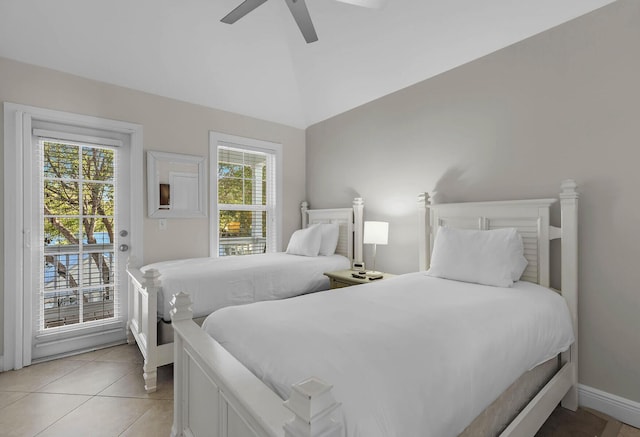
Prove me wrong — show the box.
[0,0,617,129]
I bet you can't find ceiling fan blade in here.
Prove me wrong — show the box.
[284,0,318,43]
[335,0,386,8]
[221,0,268,24]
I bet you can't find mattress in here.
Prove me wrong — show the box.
[142,252,350,319]
[202,272,574,437]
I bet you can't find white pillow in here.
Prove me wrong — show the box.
[426,226,528,287]
[318,223,340,256]
[286,225,322,257]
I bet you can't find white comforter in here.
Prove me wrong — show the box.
[142,253,350,319]
[202,273,574,437]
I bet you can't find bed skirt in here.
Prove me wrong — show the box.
[461,357,558,436]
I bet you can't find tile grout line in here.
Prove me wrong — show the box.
[0,390,30,410]
[94,366,146,399]
[31,359,95,392]
[602,420,624,437]
[0,358,93,394]
[117,399,174,437]
[32,393,95,436]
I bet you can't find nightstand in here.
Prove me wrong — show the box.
[324,269,396,289]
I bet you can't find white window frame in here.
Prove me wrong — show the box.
[3,103,143,370]
[209,131,283,257]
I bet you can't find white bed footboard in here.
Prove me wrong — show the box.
[126,260,173,392]
[170,293,343,437]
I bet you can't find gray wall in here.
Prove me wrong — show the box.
[307,0,640,403]
[0,57,306,358]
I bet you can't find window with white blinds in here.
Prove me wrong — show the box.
[211,132,282,257]
[35,136,120,333]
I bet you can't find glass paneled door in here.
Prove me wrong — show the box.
[41,141,116,327]
[27,129,131,361]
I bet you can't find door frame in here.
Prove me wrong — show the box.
[3,102,143,370]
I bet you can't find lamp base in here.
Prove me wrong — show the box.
[366,271,383,279]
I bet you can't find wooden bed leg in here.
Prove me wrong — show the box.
[283,377,342,437]
[142,268,161,394]
[143,362,158,393]
[562,385,578,411]
[125,321,135,345]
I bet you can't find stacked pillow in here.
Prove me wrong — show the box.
[426,226,528,287]
[286,223,340,257]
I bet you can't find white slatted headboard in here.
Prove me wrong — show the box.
[417,181,577,288]
[424,198,557,287]
[300,197,364,263]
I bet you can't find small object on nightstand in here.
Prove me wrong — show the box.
[351,273,366,279]
[368,274,383,280]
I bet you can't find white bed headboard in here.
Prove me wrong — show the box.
[417,180,578,289]
[300,198,364,263]
[424,197,558,286]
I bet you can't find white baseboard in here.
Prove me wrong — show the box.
[579,384,640,428]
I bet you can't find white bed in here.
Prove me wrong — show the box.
[202,275,574,437]
[126,197,364,392]
[144,253,351,320]
[169,180,579,437]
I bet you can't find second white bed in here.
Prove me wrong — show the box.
[202,272,574,437]
[144,253,350,320]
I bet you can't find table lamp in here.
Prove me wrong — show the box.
[363,221,388,275]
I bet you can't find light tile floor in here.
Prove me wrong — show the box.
[620,424,640,437]
[0,344,172,436]
[0,343,639,436]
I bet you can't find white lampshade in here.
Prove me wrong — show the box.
[363,221,389,245]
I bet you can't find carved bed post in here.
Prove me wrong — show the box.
[352,197,364,264]
[417,192,431,271]
[301,201,309,229]
[142,268,161,393]
[170,292,193,437]
[559,179,579,411]
[283,377,342,437]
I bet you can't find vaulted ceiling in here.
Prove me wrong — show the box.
[0,0,617,128]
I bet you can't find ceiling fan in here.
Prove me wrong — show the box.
[221,0,384,44]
